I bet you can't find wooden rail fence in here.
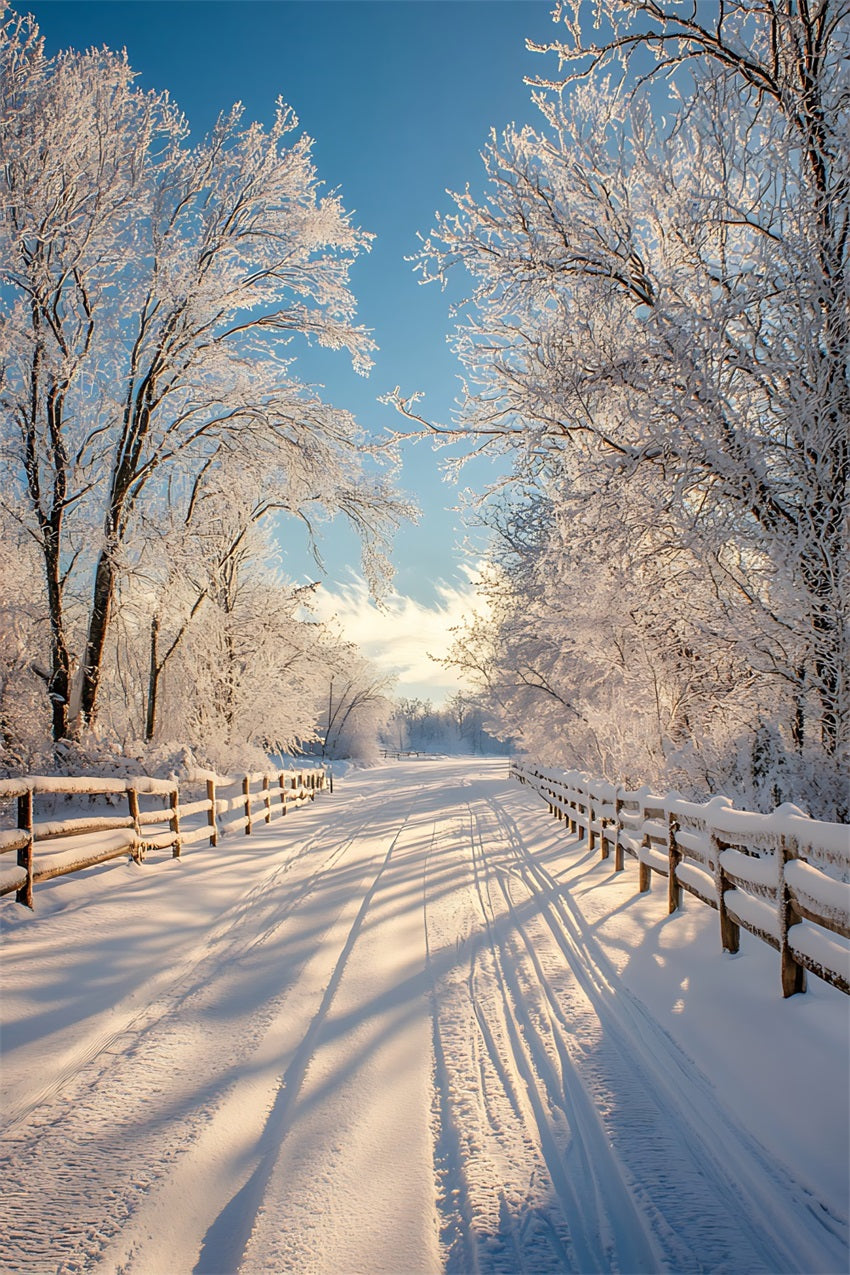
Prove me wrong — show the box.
[0,766,327,910]
[379,749,436,760]
[511,760,850,998]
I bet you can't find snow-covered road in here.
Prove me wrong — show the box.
[1,759,847,1274]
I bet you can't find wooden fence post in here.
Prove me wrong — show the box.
[599,792,610,861]
[127,785,144,863]
[613,789,624,873]
[206,777,219,846]
[667,810,682,913]
[279,772,288,816]
[638,847,652,892]
[243,775,253,834]
[638,796,652,892]
[713,833,740,953]
[170,786,181,858]
[589,788,598,853]
[262,775,271,823]
[779,835,806,997]
[15,788,33,909]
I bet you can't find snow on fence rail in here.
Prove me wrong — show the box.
[511,760,850,999]
[0,767,327,910]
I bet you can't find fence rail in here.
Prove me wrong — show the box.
[0,766,327,910]
[511,760,850,999]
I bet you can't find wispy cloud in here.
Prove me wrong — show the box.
[311,572,480,702]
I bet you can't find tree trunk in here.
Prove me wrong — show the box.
[79,545,118,728]
[145,613,161,742]
[792,664,805,754]
[43,529,72,742]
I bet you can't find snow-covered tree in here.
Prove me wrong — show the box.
[446,482,790,795]
[403,0,848,814]
[0,9,407,746]
[321,648,396,762]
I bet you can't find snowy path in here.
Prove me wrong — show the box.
[1,759,847,1275]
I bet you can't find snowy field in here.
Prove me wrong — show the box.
[1,757,847,1275]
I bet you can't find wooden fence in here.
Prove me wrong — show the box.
[511,761,850,999]
[0,766,327,910]
[379,749,436,760]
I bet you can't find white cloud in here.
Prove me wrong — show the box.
[310,572,481,702]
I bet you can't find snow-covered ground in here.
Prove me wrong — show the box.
[1,758,847,1275]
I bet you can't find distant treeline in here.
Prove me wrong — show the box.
[381,696,512,757]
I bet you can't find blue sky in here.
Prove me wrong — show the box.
[24,0,559,696]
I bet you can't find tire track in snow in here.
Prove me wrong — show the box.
[480,794,778,1270]
[466,798,659,1274]
[235,790,440,1275]
[193,812,409,1275]
[424,805,574,1274]
[478,783,848,1274]
[424,821,480,1275]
